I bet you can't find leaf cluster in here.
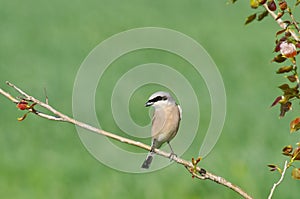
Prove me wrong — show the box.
[245,0,300,25]
[268,143,300,179]
[242,0,300,182]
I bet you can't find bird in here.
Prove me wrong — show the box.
[141,91,182,169]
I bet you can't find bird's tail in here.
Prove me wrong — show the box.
[141,152,154,169]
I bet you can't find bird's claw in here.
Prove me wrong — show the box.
[169,152,177,161]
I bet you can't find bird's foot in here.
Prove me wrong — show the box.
[169,152,177,162]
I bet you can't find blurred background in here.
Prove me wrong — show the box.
[1,0,299,198]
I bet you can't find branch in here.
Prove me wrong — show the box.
[0,81,253,199]
[261,3,298,198]
[262,4,300,42]
[267,160,289,199]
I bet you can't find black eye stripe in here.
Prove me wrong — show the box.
[162,96,168,100]
[148,96,168,103]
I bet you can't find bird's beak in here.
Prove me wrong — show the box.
[145,101,153,107]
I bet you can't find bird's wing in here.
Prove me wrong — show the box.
[177,104,182,120]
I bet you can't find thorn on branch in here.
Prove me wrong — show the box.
[44,88,49,105]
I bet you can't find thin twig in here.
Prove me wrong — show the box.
[287,7,300,34]
[262,4,300,42]
[0,87,18,104]
[0,81,253,199]
[185,166,251,198]
[267,160,289,199]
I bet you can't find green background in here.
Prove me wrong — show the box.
[1,0,299,198]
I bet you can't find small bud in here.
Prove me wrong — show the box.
[250,0,260,8]
[268,0,277,11]
[267,164,278,172]
[272,54,287,63]
[280,101,292,118]
[285,32,291,37]
[279,36,287,42]
[282,145,293,154]
[287,75,297,82]
[17,100,29,110]
[279,1,287,11]
[245,13,257,25]
[290,117,300,133]
[275,12,284,20]
[259,0,267,4]
[274,42,282,52]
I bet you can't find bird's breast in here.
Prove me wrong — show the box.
[151,105,181,144]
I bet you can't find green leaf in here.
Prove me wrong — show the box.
[245,13,257,25]
[282,145,293,154]
[275,12,284,20]
[287,75,297,82]
[293,147,300,160]
[270,96,284,107]
[280,101,292,118]
[278,84,290,91]
[278,84,299,97]
[292,168,300,179]
[272,54,287,63]
[250,0,259,9]
[17,112,29,121]
[276,65,293,74]
[258,10,268,21]
[267,164,278,172]
[276,29,286,37]
[290,117,300,133]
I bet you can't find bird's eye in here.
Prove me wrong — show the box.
[162,96,168,101]
[148,96,167,103]
[154,96,162,102]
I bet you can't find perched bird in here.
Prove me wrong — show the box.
[141,91,182,169]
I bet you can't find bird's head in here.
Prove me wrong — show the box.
[145,91,176,108]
